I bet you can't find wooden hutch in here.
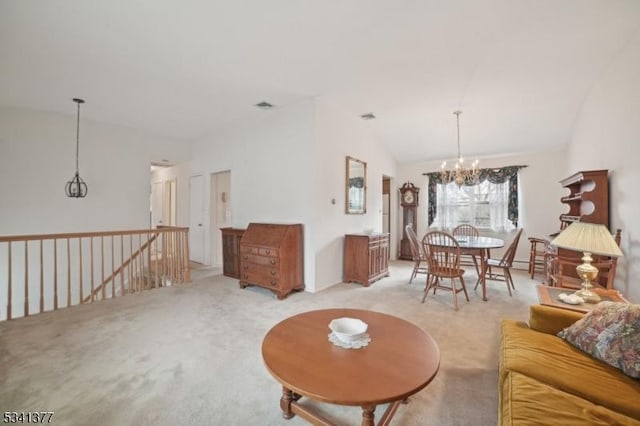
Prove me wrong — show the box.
[549,169,618,289]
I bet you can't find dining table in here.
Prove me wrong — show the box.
[452,236,504,301]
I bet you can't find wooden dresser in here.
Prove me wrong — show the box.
[343,233,390,286]
[239,223,304,299]
[220,227,245,279]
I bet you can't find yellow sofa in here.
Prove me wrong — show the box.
[500,305,640,426]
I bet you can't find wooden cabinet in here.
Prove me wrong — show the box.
[220,227,245,279]
[558,170,609,230]
[549,170,615,288]
[239,223,304,299]
[343,233,390,286]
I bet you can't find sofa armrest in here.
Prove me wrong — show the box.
[528,304,585,335]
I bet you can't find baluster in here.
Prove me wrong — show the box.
[111,235,115,299]
[138,233,143,292]
[90,237,94,302]
[67,238,71,308]
[129,234,134,295]
[79,238,83,304]
[53,239,58,311]
[120,235,125,296]
[101,236,105,301]
[39,240,44,313]
[7,241,12,320]
[24,240,29,317]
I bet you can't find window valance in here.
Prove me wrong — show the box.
[422,165,527,226]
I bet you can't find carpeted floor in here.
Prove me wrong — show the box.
[0,261,540,426]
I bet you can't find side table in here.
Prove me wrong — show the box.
[536,285,629,314]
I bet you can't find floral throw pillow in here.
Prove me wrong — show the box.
[558,301,640,379]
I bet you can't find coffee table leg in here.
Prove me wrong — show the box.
[280,386,295,419]
[361,405,376,426]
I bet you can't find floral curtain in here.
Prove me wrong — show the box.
[423,165,527,227]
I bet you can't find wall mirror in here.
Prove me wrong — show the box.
[345,156,367,214]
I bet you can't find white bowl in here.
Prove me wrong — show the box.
[329,317,368,343]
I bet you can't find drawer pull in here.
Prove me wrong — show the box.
[270,271,276,276]
[270,280,277,286]
[243,265,248,269]
[243,255,248,260]
[265,250,270,255]
[270,260,276,265]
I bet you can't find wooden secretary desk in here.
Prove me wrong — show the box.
[239,223,304,299]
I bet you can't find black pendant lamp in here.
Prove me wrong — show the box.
[65,98,88,198]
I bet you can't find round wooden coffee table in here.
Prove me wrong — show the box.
[262,308,440,426]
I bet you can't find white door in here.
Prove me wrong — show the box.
[151,181,164,228]
[189,175,205,264]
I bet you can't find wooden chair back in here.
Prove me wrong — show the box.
[498,228,523,267]
[422,231,461,277]
[453,224,480,238]
[405,224,424,260]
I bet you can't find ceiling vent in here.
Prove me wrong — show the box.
[255,101,274,110]
[360,113,376,120]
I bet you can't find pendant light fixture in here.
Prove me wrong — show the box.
[65,98,88,198]
[440,110,479,187]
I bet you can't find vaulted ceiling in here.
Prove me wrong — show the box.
[1,1,639,163]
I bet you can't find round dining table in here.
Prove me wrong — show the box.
[453,236,504,301]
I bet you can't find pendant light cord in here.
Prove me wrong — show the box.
[75,101,80,174]
[73,98,84,175]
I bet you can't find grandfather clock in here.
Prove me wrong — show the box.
[399,182,419,260]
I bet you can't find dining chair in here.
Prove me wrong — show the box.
[476,228,523,296]
[405,224,428,284]
[421,230,469,310]
[527,236,549,279]
[452,224,480,276]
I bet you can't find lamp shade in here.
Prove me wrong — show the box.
[550,222,623,257]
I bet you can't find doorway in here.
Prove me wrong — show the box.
[382,176,391,259]
[189,175,205,264]
[209,171,231,268]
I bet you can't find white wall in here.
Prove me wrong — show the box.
[190,100,316,287]
[0,108,188,234]
[188,98,397,292]
[396,149,568,265]
[313,99,398,292]
[566,31,640,302]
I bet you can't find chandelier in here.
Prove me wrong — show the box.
[440,110,479,187]
[65,98,88,198]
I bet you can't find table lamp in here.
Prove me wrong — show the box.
[550,222,623,303]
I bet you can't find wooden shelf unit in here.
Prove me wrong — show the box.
[343,233,390,286]
[558,169,609,230]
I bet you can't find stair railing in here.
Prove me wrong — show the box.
[0,226,190,321]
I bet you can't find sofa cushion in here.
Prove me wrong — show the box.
[501,371,640,426]
[501,319,640,420]
[558,301,640,378]
[528,304,584,335]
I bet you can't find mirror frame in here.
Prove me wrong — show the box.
[345,156,367,214]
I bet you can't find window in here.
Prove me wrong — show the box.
[424,165,526,231]
[431,180,515,231]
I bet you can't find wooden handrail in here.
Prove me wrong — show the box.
[0,227,189,243]
[1,226,190,321]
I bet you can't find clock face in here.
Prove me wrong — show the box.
[403,191,414,204]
